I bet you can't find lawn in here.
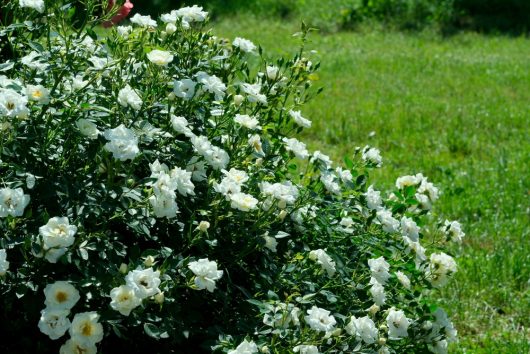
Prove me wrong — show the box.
[214,16,530,353]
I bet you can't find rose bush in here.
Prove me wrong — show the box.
[0,1,463,353]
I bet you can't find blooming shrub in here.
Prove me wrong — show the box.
[0,1,463,353]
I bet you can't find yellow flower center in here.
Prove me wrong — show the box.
[55,291,68,303]
[81,322,93,336]
[54,225,68,236]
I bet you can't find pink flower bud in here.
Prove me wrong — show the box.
[103,0,134,28]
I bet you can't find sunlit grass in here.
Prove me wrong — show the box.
[214,16,530,353]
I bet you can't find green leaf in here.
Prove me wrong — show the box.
[144,323,161,339]
[267,290,279,300]
[28,41,44,53]
[79,248,89,260]
[160,247,173,258]
[404,185,416,198]
[246,299,265,308]
[356,175,367,188]
[344,156,354,169]
[0,62,14,72]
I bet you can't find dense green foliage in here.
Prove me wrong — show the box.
[133,0,530,33]
[456,0,530,32]
[214,16,530,353]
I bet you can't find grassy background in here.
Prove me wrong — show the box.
[213,17,530,353]
[134,0,530,34]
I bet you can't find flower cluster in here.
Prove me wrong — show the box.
[38,281,104,353]
[0,1,462,353]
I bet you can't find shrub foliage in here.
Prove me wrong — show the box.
[0,1,463,353]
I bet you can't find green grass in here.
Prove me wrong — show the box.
[213,17,530,353]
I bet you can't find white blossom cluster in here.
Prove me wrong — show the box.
[147,159,195,218]
[110,266,162,316]
[38,281,103,353]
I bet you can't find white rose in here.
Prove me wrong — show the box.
[233,37,257,53]
[0,89,29,119]
[76,119,99,139]
[228,339,258,354]
[26,173,36,189]
[165,23,177,34]
[293,345,320,354]
[426,252,457,288]
[149,193,179,218]
[369,278,386,306]
[130,13,157,27]
[125,267,161,299]
[396,271,411,289]
[39,217,77,250]
[248,134,264,155]
[197,72,226,100]
[103,124,140,161]
[241,82,266,104]
[376,209,400,233]
[59,338,97,354]
[289,110,311,128]
[233,94,244,106]
[69,312,104,347]
[38,308,71,340]
[230,192,258,212]
[174,79,196,100]
[304,306,336,333]
[18,0,45,13]
[44,281,81,310]
[110,285,142,316]
[386,308,411,339]
[117,85,142,110]
[362,146,382,167]
[202,146,229,171]
[401,216,420,241]
[43,247,68,263]
[309,249,336,277]
[26,84,50,104]
[0,187,30,217]
[188,258,223,292]
[125,268,160,299]
[154,292,165,304]
[196,221,210,232]
[234,114,261,130]
[147,49,174,66]
[266,65,280,80]
[345,315,378,344]
[282,137,309,159]
[116,25,132,37]
[368,256,391,285]
[175,5,208,23]
[170,166,195,196]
